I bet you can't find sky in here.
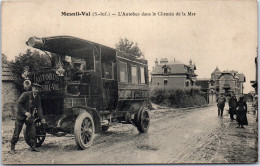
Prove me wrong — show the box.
[2,0,258,93]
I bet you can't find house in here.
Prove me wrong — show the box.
[150,58,197,89]
[2,54,20,116]
[210,67,246,96]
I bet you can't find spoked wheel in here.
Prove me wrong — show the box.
[74,112,95,150]
[135,107,150,133]
[23,118,46,147]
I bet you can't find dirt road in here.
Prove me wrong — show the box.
[2,104,258,164]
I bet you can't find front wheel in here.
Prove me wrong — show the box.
[135,107,150,133]
[74,112,95,150]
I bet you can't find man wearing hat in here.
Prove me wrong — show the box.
[217,93,226,117]
[9,83,46,154]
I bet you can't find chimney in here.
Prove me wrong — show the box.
[189,59,192,65]
[160,58,168,64]
[155,58,158,65]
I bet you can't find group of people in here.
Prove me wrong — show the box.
[217,93,248,128]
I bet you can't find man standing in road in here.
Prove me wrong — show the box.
[9,83,46,154]
[228,92,237,120]
[217,93,226,117]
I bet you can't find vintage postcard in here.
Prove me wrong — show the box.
[1,0,258,164]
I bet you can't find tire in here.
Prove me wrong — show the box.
[135,107,150,133]
[74,112,95,150]
[23,119,46,147]
[101,125,109,132]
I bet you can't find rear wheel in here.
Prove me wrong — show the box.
[74,112,95,149]
[135,107,150,133]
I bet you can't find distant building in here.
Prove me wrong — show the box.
[196,78,216,103]
[210,67,246,96]
[196,78,210,92]
[2,54,20,114]
[196,78,214,92]
[150,58,197,89]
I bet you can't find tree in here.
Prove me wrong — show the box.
[2,53,7,63]
[10,49,51,92]
[115,38,144,58]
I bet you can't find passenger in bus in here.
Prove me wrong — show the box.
[63,62,74,81]
[72,63,83,81]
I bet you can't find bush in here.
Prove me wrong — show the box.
[150,87,207,108]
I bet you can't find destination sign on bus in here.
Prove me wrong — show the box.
[34,71,62,91]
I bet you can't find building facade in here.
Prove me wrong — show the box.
[2,54,20,115]
[210,67,246,96]
[150,58,197,89]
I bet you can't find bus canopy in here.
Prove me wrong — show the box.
[26,36,100,59]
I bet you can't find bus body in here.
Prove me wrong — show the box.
[23,36,150,149]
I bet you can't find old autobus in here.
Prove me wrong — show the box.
[23,36,150,149]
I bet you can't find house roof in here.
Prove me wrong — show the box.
[197,78,210,81]
[237,73,246,82]
[212,66,221,73]
[189,64,196,70]
[151,63,188,75]
[216,71,246,83]
[167,60,183,65]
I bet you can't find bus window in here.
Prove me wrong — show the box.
[69,50,95,71]
[72,57,86,71]
[72,63,83,80]
[140,66,145,84]
[119,61,128,83]
[131,66,138,84]
[102,62,113,79]
[83,49,95,71]
[74,63,81,70]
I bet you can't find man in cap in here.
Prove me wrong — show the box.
[217,93,226,117]
[9,83,46,154]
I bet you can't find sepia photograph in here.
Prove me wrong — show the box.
[1,0,258,164]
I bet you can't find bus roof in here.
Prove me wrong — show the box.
[26,36,102,59]
[26,36,147,64]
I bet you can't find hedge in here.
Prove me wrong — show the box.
[150,87,207,108]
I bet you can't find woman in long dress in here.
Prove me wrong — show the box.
[236,96,248,128]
